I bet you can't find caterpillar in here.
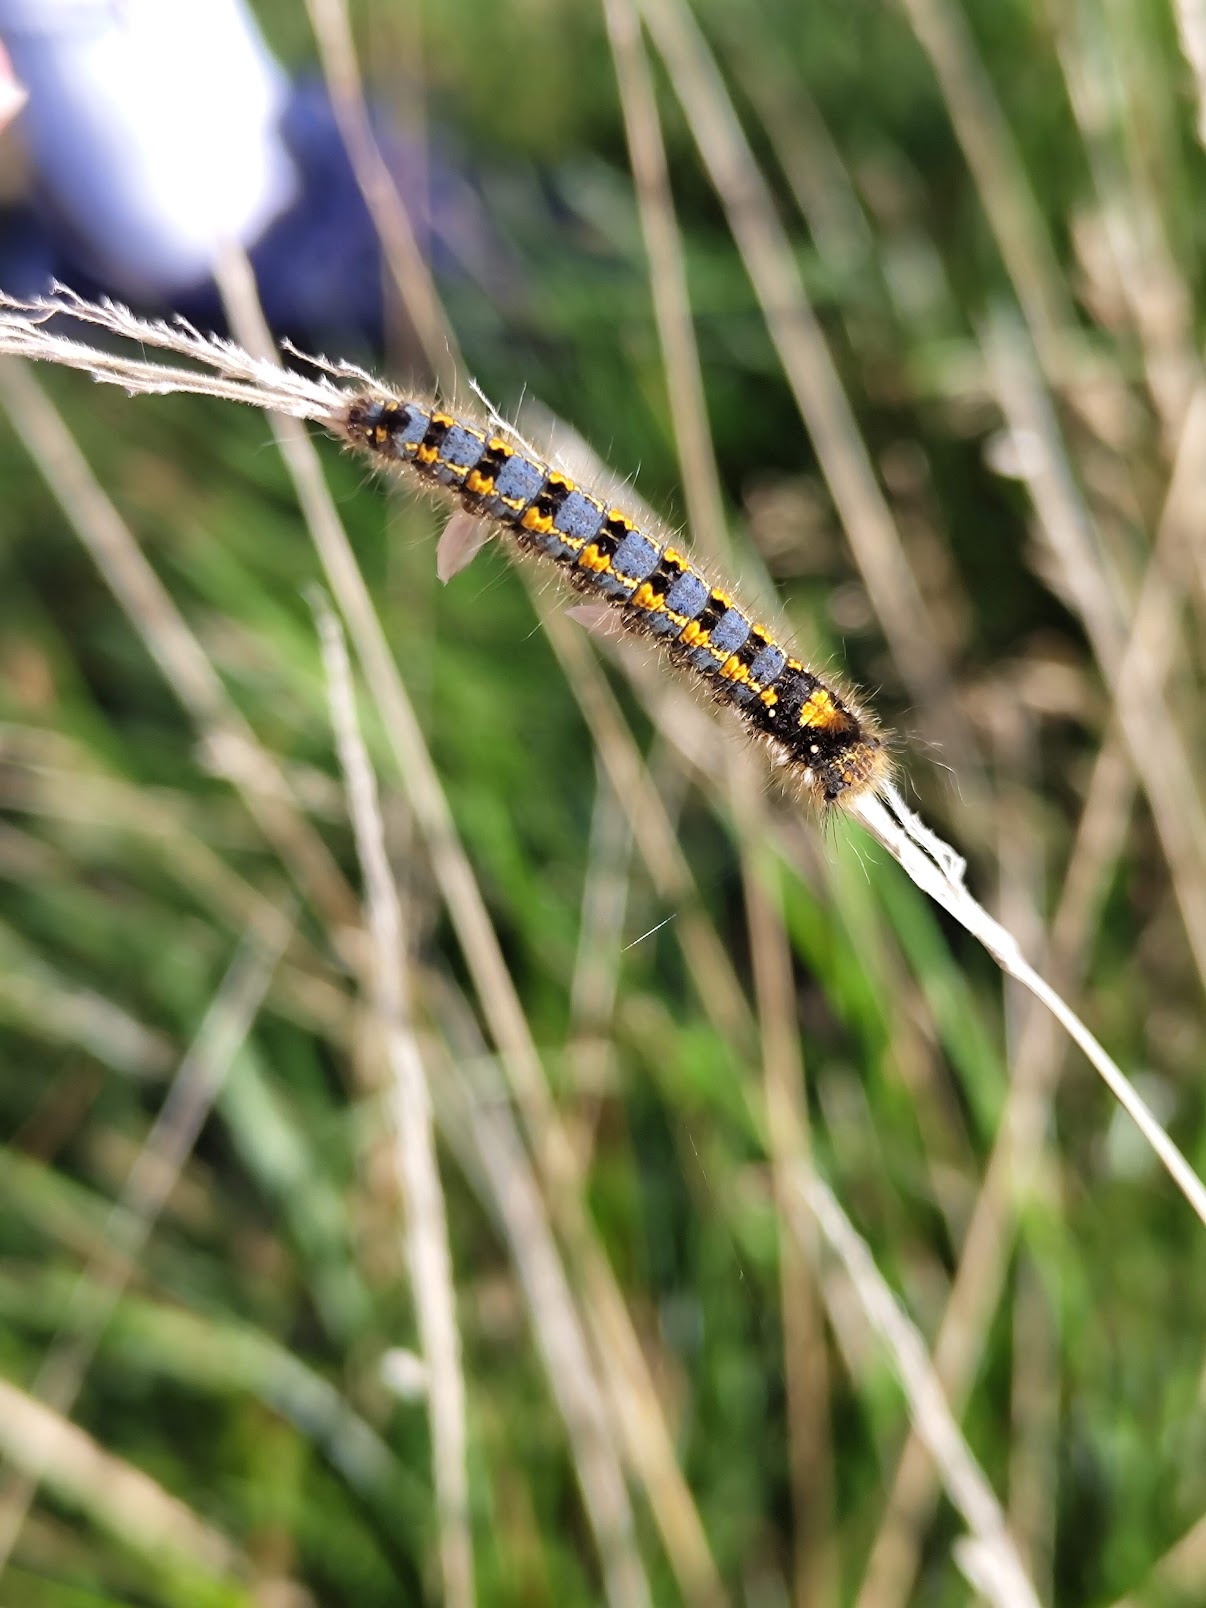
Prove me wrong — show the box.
[337,394,889,808]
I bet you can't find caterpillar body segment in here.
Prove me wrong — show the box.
[339,394,888,807]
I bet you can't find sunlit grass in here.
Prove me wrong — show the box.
[1,1,1205,1605]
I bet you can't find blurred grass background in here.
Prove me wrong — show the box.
[1,0,1205,1604]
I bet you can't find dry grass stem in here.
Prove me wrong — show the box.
[1051,1,1197,442]
[1008,1255,1060,1601]
[1109,1507,1206,1607]
[985,313,1206,991]
[896,0,1070,355]
[303,0,462,390]
[601,0,729,568]
[0,1378,246,1584]
[1173,0,1206,145]
[857,786,1206,1227]
[798,1172,1042,1608]
[855,730,1137,1608]
[435,1041,655,1608]
[314,592,474,1608]
[740,820,837,1608]
[0,286,349,418]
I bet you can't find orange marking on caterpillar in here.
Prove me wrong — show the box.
[579,543,613,574]
[798,688,852,732]
[631,582,665,613]
[522,506,555,535]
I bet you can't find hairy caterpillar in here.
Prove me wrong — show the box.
[337,395,889,807]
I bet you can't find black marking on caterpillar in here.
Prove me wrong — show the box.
[337,394,889,808]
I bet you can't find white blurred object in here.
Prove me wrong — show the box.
[378,1347,429,1402]
[0,0,298,295]
[0,37,27,131]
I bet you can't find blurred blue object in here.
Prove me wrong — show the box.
[0,0,512,349]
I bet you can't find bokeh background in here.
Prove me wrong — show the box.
[1,1,1204,1604]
